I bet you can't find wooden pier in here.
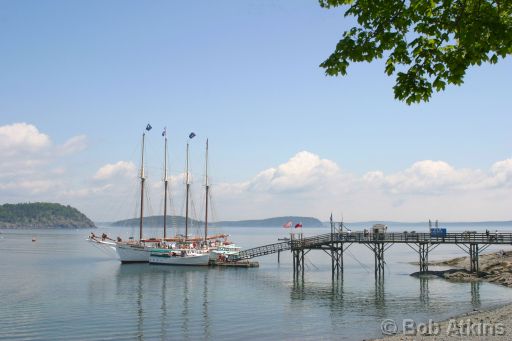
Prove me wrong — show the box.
[231,230,512,279]
[209,259,259,268]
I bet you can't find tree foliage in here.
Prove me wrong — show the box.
[319,0,512,104]
[0,202,95,228]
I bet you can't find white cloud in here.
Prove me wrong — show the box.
[243,151,342,193]
[487,158,512,187]
[0,179,56,195]
[0,122,90,204]
[365,160,487,194]
[57,134,88,155]
[94,161,137,180]
[1,125,511,222]
[61,184,113,198]
[212,152,512,221]
[0,122,51,155]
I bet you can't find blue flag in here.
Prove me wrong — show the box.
[146,124,152,131]
[189,132,196,139]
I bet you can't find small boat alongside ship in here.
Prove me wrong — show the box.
[210,244,242,261]
[149,248,210,266]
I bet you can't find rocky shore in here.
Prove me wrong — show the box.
[371,250,512,340]
[411,250,512,288]
[372,303,512,341]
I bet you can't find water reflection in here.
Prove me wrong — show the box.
[160,274,167,341]
[202,273,211,340]
[290,276,345,304]
[419,277,429,304]
[374,276,386,314]
[115,265,212,340]
[471,281,481,308]
[181,271,189,338]
[136,272,143,340]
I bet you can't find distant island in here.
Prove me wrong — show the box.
[0,202,96,229]
[111,215,323,228]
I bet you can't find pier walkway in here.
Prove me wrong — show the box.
[232,231,512,279]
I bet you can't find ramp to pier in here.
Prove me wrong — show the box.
[234,241,291,260]
[233,233,333,260]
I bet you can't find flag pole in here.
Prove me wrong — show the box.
[330,213,333,243]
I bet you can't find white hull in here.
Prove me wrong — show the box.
[149,252,210,266]
[209,245,241,260]
[116,244,151,263]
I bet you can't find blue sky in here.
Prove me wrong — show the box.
[1,1,511,222]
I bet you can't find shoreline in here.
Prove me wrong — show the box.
[371,302,512,341]
[410,250,512,288]
[370,250,512,340]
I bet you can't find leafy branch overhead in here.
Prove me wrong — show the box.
[319,0,512,104]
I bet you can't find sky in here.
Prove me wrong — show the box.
[1,1,511,222]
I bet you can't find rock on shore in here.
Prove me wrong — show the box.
[411,251,512,288]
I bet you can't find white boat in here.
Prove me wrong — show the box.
[149,249,210,266]
[116,243,151,263]
[209,243,242,261]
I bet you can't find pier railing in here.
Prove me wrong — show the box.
[235,241,292,260]
[233,231,512,261]
[321,231,512,244]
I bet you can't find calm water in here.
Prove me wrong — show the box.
[1,224,512,340]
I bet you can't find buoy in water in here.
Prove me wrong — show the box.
[32,237,36,242]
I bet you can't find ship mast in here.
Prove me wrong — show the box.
[139,132,146,241]
[163,128,168,239]
[204,139,209,243]
[185,141,190,240]
[184,132,195,240]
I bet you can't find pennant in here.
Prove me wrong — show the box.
[282,221,292,228]
[189,132,196,139]
[146,124,152,131]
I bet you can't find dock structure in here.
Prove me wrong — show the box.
[232,231,512,278]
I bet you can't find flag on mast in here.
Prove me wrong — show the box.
[146,123,152,131]
[282,221,292,228]
[162,127,167,137]
[294,222,302,228]
[189,132,196,139]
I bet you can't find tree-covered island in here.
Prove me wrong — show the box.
[0,202,96,229]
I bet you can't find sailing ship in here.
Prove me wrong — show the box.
[150,138,230,266]
[89,127,235,264]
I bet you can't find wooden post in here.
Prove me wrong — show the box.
[419,243,429,273]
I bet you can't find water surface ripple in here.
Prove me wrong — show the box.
[1,225,511,340]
